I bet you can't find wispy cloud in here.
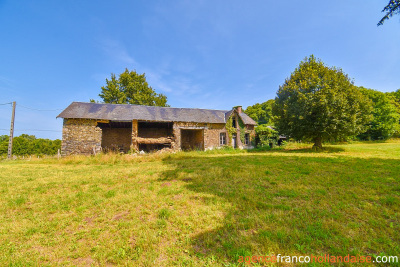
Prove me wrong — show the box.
[145,69,203,97]
[99,38,136,65]
[95,35,206,104]
[144,70,173,93]
[169,77,201,96]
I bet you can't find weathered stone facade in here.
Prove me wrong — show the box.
[131,120,138,151]
[101,128,132,153]
[60,109,255,155]
[204,123,226,149]
[61,119,102,156]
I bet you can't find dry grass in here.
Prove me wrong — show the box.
[0,141,399,266]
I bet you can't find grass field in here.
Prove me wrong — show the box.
[0,141,399,266]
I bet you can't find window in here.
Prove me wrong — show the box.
[244,133,250,145]
[220,132,227,145]
[232,117,237,128]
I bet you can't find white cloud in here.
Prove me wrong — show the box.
[94,36,208,103]
[144,70,173,93]
[99,38,136,65]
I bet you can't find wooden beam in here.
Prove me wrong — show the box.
[134,137,173,144]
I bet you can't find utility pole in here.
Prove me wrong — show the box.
[7,101,16,159]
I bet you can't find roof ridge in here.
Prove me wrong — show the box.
[57,102,256,125]
[72,101,230,113]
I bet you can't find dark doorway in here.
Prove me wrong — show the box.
[138,122,173,138]
[181,129,204,150]
[98,121,132,153]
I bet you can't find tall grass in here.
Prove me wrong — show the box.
[0,141,399,266]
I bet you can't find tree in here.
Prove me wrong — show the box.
[245,99,275,125]
[386,89,400,136]
[97,69,169,107]
[0,134,61,156]
[272,55,372,149]
[255,125,279,148]
[358,87,399,140]
[378,0,400,26]
[386,89,400,112]
[0,135,9,155]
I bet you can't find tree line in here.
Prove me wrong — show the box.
[5,53,396,155]
[245,56,400,148]
[0,134,61,156]
[97,58,400,150]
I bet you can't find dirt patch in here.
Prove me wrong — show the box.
[173,194,182,200]
[84,216,96,225]
[112,211,130,221]
[73,257,95,266]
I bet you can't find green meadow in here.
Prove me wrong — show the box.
[0,141,399,266]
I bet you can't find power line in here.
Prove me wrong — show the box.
[0,129,61,132]
[18,104,63,111]
[0,102,12,105]
[15,129,62,132]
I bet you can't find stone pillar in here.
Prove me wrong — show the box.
[131,120,138,151]
[172,122,181,150]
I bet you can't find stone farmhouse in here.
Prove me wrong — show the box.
[57,102,257,155]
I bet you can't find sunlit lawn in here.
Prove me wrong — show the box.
[0,141,399,266]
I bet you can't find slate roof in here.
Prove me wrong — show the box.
[57,102,257,125]
[238,112,257,126]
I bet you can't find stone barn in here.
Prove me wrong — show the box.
[57,102,256,155]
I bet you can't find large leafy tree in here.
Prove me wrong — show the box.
[387,89,400,112]
[98,69,169,107]
[273,55,372,149]
[358,87,399,140]
[245,99,275,125]
[378,0,400,26]
[386,89,400,136]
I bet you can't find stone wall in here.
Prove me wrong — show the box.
[101,128,132,153]
[61,118,102,156]
[131,120,138,151]
[62,114,255,155]
[172,122,238,150]
[181,129,204,150]
[204,123,226,150]
[138,127,172,138]
[173,122,208,150]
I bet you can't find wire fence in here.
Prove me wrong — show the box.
[0,103,63,135]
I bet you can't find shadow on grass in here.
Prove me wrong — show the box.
[251,145,346,154]
[160,154,400,264]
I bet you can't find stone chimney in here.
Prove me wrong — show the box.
[236,106,242,113]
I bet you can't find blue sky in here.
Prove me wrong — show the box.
[0,0,399,140]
